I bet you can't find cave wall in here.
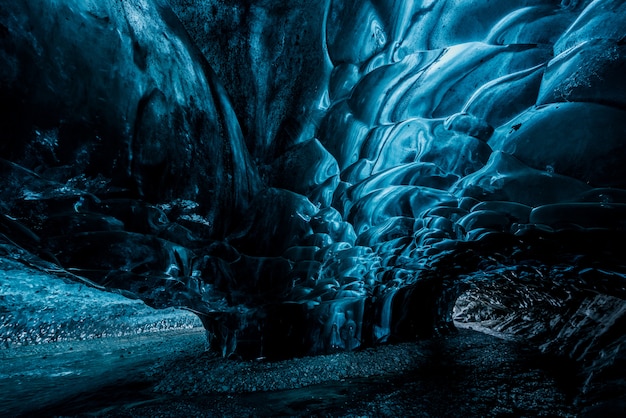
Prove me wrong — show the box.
[0,4,625,402]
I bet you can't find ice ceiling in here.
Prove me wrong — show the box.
[0,0,625,380]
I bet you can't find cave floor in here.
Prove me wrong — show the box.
[1,327,587,417]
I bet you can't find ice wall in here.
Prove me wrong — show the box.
[1,2,625,396]
[0,0,260,238]
[0,0,264,313]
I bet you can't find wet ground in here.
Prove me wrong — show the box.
[0,329,205,416]
[0,325,592,417]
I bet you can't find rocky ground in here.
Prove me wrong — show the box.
[1,257,621,417]
[2,325,595,418]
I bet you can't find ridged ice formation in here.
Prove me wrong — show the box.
[1,4,625,403]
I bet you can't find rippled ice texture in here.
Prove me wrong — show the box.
[1,2,625,396]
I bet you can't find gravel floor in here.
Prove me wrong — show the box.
[15,327,586,417]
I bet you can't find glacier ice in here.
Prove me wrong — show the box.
[0,4,625,405]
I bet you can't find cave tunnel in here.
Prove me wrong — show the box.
[1,0,625,416]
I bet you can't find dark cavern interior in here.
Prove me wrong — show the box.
[1,0,625,416]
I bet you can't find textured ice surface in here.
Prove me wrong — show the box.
[0,5,625,407]
[0,257,200,347]
[0,0,260,238]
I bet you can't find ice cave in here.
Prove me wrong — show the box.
[1,0,625,416]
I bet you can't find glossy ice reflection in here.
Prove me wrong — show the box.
[0,0,625,377]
